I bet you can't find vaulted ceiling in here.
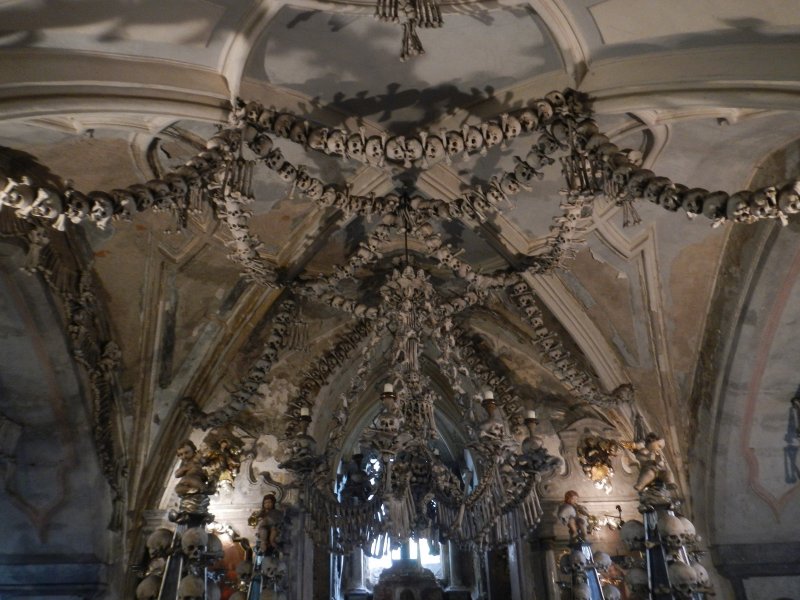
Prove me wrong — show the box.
[0,1,799,598]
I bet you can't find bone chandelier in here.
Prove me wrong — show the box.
[279,262,562,554]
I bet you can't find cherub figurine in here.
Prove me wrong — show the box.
[174,440,210,497]
[630,432,676,492]
[203,437,242,492]
[249,493,284,556]
[556,490,593,541]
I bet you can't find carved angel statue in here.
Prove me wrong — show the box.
[202,436,242,492]
[556,490,594,542]
[174,440,211,497]
[626,431,676,492]
[248,493,285,556]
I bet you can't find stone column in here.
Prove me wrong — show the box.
[345,548,369,600]
[445,542,471,600]
[544,544,561,600]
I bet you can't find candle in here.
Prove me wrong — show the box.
[526,409,536,420]
[383,383,394,393]
[300,406,310,417]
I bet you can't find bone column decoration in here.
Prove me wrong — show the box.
[618,429,713,600]
[132,434,240,599]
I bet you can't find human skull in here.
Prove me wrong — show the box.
[306,178,324,200]
[750,186,778,219]
[64,189,91,223]
[513,157,538,185]
[295,168,312,191]
[626,169,655,199]
[669,561,699,597]
[702,191,729,221]
[571,582,591,600]
[0,177,33,213]
[146,527,174,558]
[727,190,752,222]
[126,184,153,212]
[27,187,60,221]
[326,130,347,156]
[462,126,484,154]
[424,135,446,165]
[265,148,285,171]
[145,557,166,577]
[537,131,562,155]
[261,555,285,581]
[251,134,274,158]
[346,132,365,160]
[365,135,385,166]
[89,192,116,229]
[592,551,611,571]
[530,102,554,128]
[482,122,503,148]
[585,132,610,153]
[165,174,189,200]
[558,553,571,574]
[236,559,253,581]
[289,120,309,145]
[136,575,162,600]
[499,173,521,195]
[625,566,649,595]
[404,136,423,163]
[277,162,297,183]
[181,527,208,562]
[570,549,588,571]
[621,519,646,551]
[244,101,262,123]
[272,113,295,138]
[678,516,696,545]
[177,574,205,600]
[207,532,223,561]
[445,131,465,157]
[693,562,710,588]
[778,179,800,214]
[681,188,708,216]
[643,176,671,204]
[516,108,539,131]
[384,136,406,163]
[307,127,328,151]
[658,514,686,548]
[659,184,688,212]
[602,584,621,600]
[501,113,522,141]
